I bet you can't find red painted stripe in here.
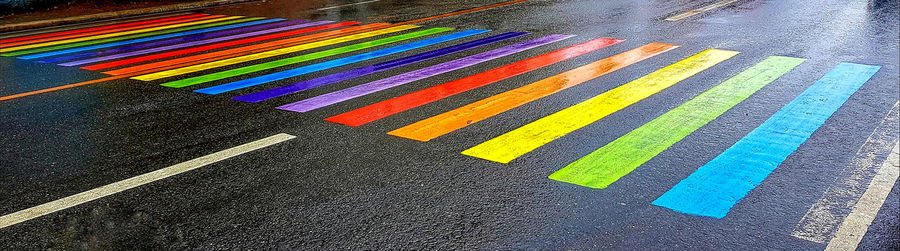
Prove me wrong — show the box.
[325,38,615,126]
[82,21,359,71]
[0,14,207,44]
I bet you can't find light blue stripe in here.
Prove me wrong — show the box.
[652,62,880,218]
[194,29,489,94]
[18,18,285,59]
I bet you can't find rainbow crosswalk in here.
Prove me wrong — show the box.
[0,12,882,219]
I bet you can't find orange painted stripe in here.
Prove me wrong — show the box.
[1,14,219,47]
[0,13,206,44]
[388,42,678,141]
[103,23,388,75]
[0,76,127,101]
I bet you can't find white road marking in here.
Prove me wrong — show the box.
[0,133,295,229]
[317,0,381,11]
[665,0,740,21]
[791,102,899,243]
[826,142,900,250]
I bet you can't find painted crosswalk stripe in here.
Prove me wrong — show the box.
[791,102,900,243]
[12,17,262,58]
[154,27,440,88]
[136,25,421,82]
[194,29,483,94]
[3,50,273,101]
[40,19,305,64]
[232,31,524,101]
[0,14,219,49]
[1,14,214,47]
[652,62,881,218]
[96,22,366,73]
[665,0,740,21]
[0,133,295,229]
[0,13,207,44]
[157,27,449,87]
[326,34,608,126]
[549,56,804,189]
[461,49,739,163]
[826,142,900,250]
[2,15,242,54]
[391,42,686,142]
[59,20,322,66]
[317,0,381,11]
[283,34,571,113]
[0,1,530,100]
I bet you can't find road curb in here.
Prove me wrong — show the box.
[0,0,262,32]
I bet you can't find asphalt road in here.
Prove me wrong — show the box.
[1,0,898,249]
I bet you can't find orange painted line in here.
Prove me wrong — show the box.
[0,76,126,101]
[103,23,388,75]
[0,13,206,44]
[1,14,219,47]
[389,42,679,141]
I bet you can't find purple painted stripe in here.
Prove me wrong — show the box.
[276,34,569,113]
[233,32,528,103]
[59,20,333,66]
[39,19,304,64]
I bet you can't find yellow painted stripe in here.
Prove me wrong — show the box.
[462,49,739,163]
[388,43,675,141]
[0,16,242,52]
[132,25,418,81]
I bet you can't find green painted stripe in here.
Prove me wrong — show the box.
[4,17,264,57]
[549,56,806,189]
[160,27,452,88]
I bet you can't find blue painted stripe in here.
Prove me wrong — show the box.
[194,29,489,94]
[652,62,881,218]
[232,31,527,102]
[18,18,287,59]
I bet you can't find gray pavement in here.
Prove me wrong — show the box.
[0,0,898,249]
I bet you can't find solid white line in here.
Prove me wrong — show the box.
[826,142,900,250]
[665,0,740,21]
[791,102,899,243]
[0,133,295,229]
[316,0,380,11]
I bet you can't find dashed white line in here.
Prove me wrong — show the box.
[665,0,740,21]
[791,102,899,243]
[316,0,380,11]
[826,142,900,250]
[0,133,296,229]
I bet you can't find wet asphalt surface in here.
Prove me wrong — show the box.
[1,0,899,249]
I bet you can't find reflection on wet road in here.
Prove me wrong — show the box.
[1,0,897,249]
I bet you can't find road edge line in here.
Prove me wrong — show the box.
[0,133,295,229]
